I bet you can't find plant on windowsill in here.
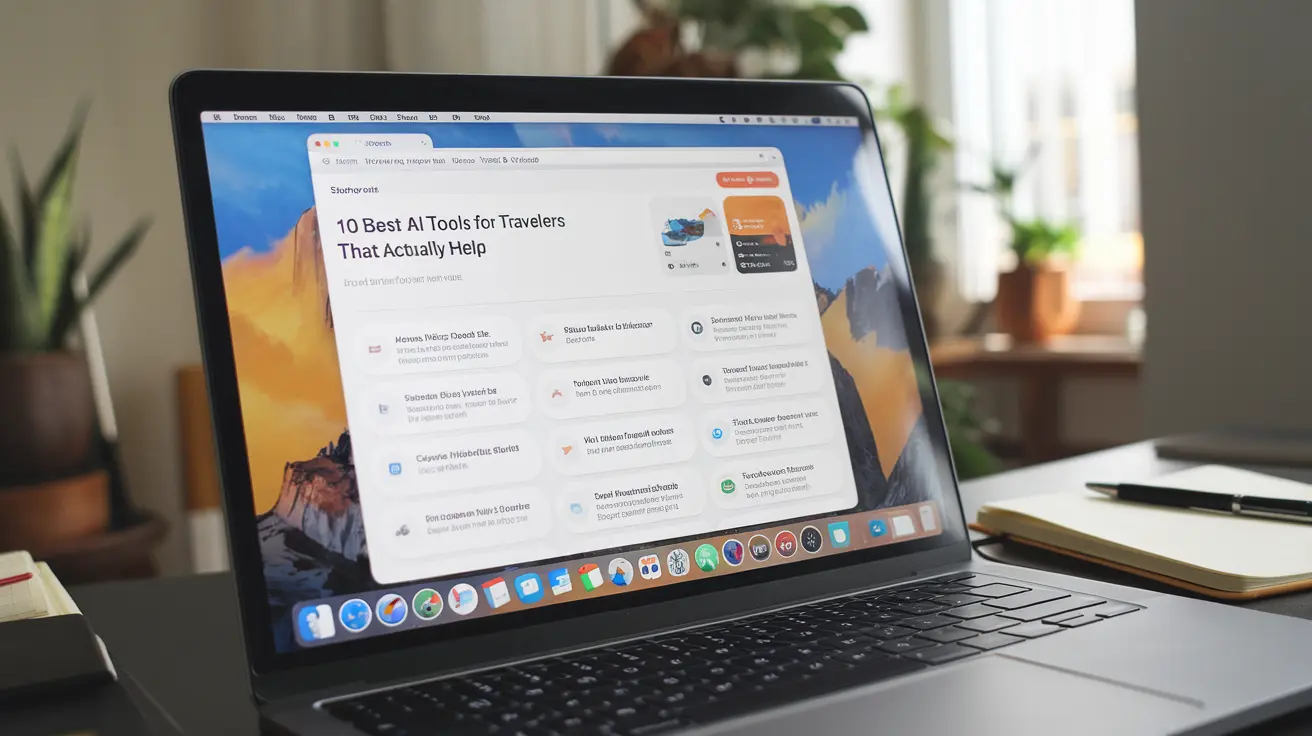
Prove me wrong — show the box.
[0,107,149,553]
[607,0,869,80]
[967,155,1082,343]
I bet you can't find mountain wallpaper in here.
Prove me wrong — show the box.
[206,120,942,650]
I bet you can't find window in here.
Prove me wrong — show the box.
[949,0,1141,302]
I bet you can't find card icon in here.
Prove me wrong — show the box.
[650,197,730,275]
[695,543,719,572]
[448,583,479,616]
[891,514,917,537]
[722,539,745,566]
[667,548,692,577]
[548,568,572,595]
[514,573,544,604]
[748,534,771,562]
[638,554,662,580]
[919,505,938,532]
[412,588,443,620]
[579,563,605,591]
[482,577,511,609]
[724,195,797,273]
[298,604,336,641]
[827,521,851,549]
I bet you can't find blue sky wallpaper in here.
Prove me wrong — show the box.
[202,121,894,292]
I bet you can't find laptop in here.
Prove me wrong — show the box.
[170,71,1312,736]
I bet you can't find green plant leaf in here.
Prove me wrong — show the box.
[44,235,85,351]
[827,4,869,32]
[33,146,78,344]
[11,152,37,279]
[0,198,14,348]
[792,10,845,54]
[36,104,88,207]
[84,217,149,305]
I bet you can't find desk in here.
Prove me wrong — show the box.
[931,334,1142,463]
[56,443,1310,735]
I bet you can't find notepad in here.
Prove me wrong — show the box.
[974,465,1312,598]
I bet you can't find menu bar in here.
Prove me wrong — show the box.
[202,111,860,127]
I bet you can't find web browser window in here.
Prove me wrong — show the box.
[199,111,948,652]
[308,139,858,584]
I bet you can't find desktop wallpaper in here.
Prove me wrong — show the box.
[202,120,941,651]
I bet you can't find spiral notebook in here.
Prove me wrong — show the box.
[972,465,1312,599]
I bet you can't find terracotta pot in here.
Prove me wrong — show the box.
[0,351,97,486]
[0,470,110,551]
[995,264,1082,343]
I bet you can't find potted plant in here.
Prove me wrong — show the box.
[0,108,148,551]
[608,0,868,79]
[969,155,1082,343]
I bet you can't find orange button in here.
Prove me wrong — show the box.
[717,171,779,188]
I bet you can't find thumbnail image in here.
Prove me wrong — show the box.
[649,197,731,275]
[724,195,798,274]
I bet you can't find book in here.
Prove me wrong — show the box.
[0,551,117,701]
[973,465,1312,599]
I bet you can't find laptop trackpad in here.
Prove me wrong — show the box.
[703,656,1201,736]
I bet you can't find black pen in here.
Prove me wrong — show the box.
[1086,482,1312,523]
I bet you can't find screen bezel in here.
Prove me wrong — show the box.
[169,70,972,681]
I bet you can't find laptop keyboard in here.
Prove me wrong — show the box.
[322,573,1140,735]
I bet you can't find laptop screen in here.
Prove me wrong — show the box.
[199,110,951,653]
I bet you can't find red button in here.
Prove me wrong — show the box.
[717,171,779,188]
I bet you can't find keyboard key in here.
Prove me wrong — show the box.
[916,626,979,644]
[921,584,972,595]
[1089,601,1141,618]
[899,614,959,630]
[884,591,935,603]
[893,602,947,615]
[946,574,1011,587]
[931,593,986,606]
[942,603,1001,619]
[834,649,884,665]
[877,638,936,654]
[997,595,1104,622]
[1004,621,1064,639]
[1041,609,1086,624]
[1053,613,1103,628]
[982,589,1069,610]
[967,583,1030,598]
[959,632,1023,651]
[955,616,1019,633]
[905,644,978,664]
[861,625,915,640]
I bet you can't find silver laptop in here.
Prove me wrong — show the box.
[169,71,1312,736]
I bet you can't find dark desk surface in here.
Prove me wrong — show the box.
[65,441,1312,735]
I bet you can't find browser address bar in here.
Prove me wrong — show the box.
[313,146,784,172]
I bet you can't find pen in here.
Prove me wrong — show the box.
[1086,482,1312,523]
[0,572,33,588]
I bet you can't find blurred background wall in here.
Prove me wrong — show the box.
[1138,0,1312,434]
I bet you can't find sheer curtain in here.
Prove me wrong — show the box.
[949,0,1140,302]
